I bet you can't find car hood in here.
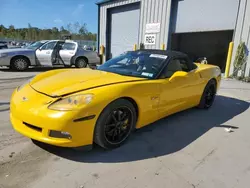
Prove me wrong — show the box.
[0,48,34,53]
[30,68,146,97]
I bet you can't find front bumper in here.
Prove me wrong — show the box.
[10,86,97,147]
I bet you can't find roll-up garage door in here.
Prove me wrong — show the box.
[172,0,239,33]
[107,3,140,59]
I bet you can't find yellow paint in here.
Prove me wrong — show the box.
[100,45,104,55]
[10,65,221,148]
[133,44,137,51]
[225,42,234,78]
[100,45,105,64]
[161,44,165,50]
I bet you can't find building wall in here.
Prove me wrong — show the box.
[171,0,239,33]
[99,0,140,58]
[138,0,172,49]
[231,0,250,77]
[99,0,172,60]
[99,0,242,66]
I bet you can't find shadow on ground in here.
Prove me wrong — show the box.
[35,95,249,163]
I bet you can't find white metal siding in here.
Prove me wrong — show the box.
[99,0,140,55]
[99,0,172,61]
[139,0,172,49]
[172,0,239,33]
[109,4,140,58]
[231,0,250,76]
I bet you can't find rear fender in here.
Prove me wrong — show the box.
[198,66,221,91]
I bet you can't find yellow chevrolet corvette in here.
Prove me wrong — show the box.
[10,50,221,149]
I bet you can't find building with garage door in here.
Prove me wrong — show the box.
[97,0,250,76]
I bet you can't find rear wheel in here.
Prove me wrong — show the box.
[94,99,137,149]
[198,79,217,109]
[11,57,29,71]
[75,58,87,68]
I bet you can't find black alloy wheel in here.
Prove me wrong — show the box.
[104,107,133,145]
[94,99,137,149]
[204,84,216,108]
[198,79,217,109]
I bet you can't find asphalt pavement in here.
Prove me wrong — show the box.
[0,72,249,188]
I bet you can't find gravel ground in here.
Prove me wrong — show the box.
[0,75,249,188]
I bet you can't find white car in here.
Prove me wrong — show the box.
[0,40,100,71]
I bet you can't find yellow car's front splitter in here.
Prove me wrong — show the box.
[10,110,97,147]
[10,87,98,148]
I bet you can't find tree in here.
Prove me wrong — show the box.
[66,23,73,34]
[9,25,15,31]
[79,23,87,35]
[73,22,80,34]
[52,27,59,39]
[0,23,97,42]
[27,23,32,40]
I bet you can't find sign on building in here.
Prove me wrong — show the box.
[144,34,156,45]
[145,23,161,33]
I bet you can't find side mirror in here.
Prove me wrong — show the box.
[169,71,188,82]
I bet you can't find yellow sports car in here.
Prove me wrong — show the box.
[10,50,221,149]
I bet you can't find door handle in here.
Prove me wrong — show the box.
[46,51,50,54]
[69,52,74,54]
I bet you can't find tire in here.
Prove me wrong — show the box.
[94,99,137,149]
[198,79,217,109]
[11,57,29,71]
[75,58,87,68]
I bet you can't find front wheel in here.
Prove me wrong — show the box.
[198,79,217,109]
[94,99,137,149]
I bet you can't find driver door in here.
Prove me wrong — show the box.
[158,57,201,118]
[36,41,57,66]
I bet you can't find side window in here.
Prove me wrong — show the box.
[62,43,76,50]
[161,58,192,78]
[179,59,190,72]
[57,42,64,48]
[41,41,57,50]
[162,59,182,78]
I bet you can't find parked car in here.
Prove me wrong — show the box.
[10,50,221,149]
[0,43,8,50]
[0,40,100,71]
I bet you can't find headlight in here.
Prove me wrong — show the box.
[17,77,34,92]
[0,53,8,58]
[48,94,94,111]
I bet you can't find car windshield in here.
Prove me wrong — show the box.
[25,41,45,50]
[97,51,168,78]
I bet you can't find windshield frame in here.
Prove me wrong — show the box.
[97,51,168,79]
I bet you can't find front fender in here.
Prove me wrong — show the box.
[75,80,161,129]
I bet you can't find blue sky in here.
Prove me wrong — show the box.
[0,0,99,33]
